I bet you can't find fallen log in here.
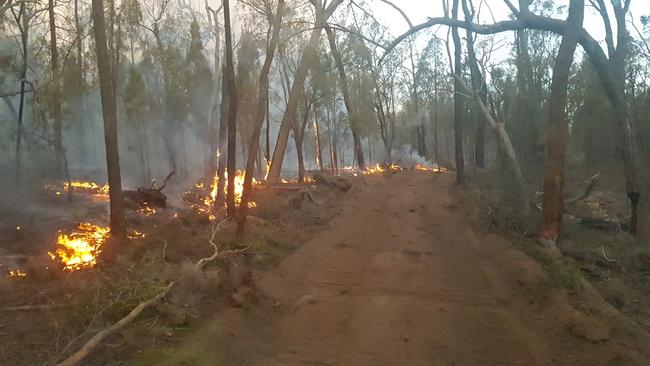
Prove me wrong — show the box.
[313,172,351,192]
[124,171,174,209]
[566,174,600,205]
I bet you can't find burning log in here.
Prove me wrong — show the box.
[124,172,174,210]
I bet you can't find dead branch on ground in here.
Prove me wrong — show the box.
[56,218,249,366]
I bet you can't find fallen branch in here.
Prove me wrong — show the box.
[601,245,616,263]
[0,304,65,311]
[57,218,249,366]
[56,282,176,366]
[566,174,600,205]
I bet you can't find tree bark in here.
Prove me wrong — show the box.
[222,0,238,218]
[91,0,127,245]
[237,0,284,235]
[540,0,584,245]
[451,0,465,184]
[325,26,366,170]
[49,0,65,177]
[15,2,28,177]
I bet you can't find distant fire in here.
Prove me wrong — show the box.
[183,169,257,220]
[8,269,27,278]
[137,204,157,216]
[128,230,146,239]
[64,181,110,198]
[415,164,446,172]
[50,223,109,271]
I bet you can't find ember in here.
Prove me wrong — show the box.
[137,204,157,216]
[49,223,110,271]
[128,230,146,239]
[8,269,27,278]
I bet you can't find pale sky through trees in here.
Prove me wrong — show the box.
[200,0,650,61]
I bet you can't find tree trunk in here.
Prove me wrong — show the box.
[222,0,238,218]
[451,0,465,184]
[324,26,366,170]
[15,2,28,177]
[91,0,127,246]
[49,0,65,178]
[315,116,323,170]
[237,0,284,235]
[540,0,584,245]
[214,65,229,209]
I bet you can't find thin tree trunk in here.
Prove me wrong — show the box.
[540,0,584,245]
[49,0,65,177]
[91,0,127,246]
[214,66,229,209]
[222,0,238,218]
[451,0,465,184]
[237,0,284,235]
[325,26,366,170]
[15,2,28,177]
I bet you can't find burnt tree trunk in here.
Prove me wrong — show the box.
[91,0,127,245]
[540,0,583,245]
[222,0,238,218]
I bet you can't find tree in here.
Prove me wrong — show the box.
[91,0,127,246]
[540,0,584,245]
[222,0,238,217]
[450,0,465,184]
[325,26,366,170]
[238,0,285,235]
[266,0,343,181]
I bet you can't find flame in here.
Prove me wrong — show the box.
[8,269,27,278]
[137,204,157,216]
[49,223,110,271]
[415,164,446,172]
[64,181,110,197]
[264,160,271,181]
[184,169,257,219]
[363,164,386,175]
[128,230,145,239]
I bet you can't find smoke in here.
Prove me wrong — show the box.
[391,144,440,168]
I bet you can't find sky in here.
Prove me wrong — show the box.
[199,0,650,59]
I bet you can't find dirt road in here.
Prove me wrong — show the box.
[157,171,649,365]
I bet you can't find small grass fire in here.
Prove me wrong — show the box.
[183,169,258,219]
[49,223,110,271]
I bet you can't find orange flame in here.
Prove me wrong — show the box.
[64,181,110,198]
[8,269,27,278]
[49,223,110,271]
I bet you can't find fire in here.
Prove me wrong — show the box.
[363,164,386,175]
[264,160,271,181]
[415,164,446,172]
[64,180,110,198]
[128,230,146,239]
[137,204,157,216]
[8,269,27,278]
[49,223,110,271]
[184,169,257,219]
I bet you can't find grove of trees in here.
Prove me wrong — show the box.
[1,0,650,246]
